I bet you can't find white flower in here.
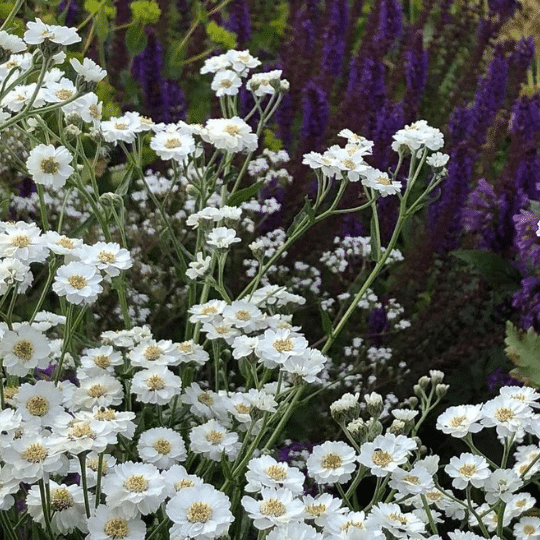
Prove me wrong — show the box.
[53,261,103,304]
[267,522,325,540]
[0,324,51,376]
[175,340,210,365]
[207,227,241,249]
[102,461,167,518]
[80,345,123,376]
[307,441,358,484]
[301,493,344,527]
[137,427,187,469]
[436,404,483,438]
[211,69,242,96]
[166,484,234,539]
[129,338,182,368]
[444,452,490,489]
[360,167,402,196]
[26,481,88,534]
[506,492,536,518]
[255,328,309,368]
[76,241,132,277]
[42,77,77,105]
[481,395,532,438]
[186,252,212,280]
[0,30,26,54]
[68,92,102,126]
[391,120,444,153]
[71,374,124,411]
[245,456,305,494]
[100,114,140,144]
[202,117,258,152]
[514,445,540,479]
[70,57,106,82]
[0,221,48,263]
[131,365,182,405]
[389,463,435,495]
[514,516,540,540]
[189,419,240,461]
[24,18,81,46]
[248,70,283,97]
[426,152,449,168]
[86,505,146,540]
[358,433,417,477]
[14,380,63,426]
[1,83,45,111]
[162,464,204,496]
[369,502,426,538]
[223,300,263,331]
[241,487,304,530]
[150,126,196,161]
[44,231,84,256]
[225,49,261,76]
[484,468,523,504]
[200,53,232,74]
[0,258,33,294]
[499,385,540,408]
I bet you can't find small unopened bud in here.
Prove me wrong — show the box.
[413,384,422,397]
[388,419,406,435]
[436,383,449,398]
[364,391,384,418]
[346,418,368,443]
[407,396,419,409]
[279,79,290,92]
[418,376,431,390]
[64,124,82,138]
[330,393,360,424]
[418,445,428,456]
[429,370,445,384]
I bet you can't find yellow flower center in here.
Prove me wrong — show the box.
[55,89,74,100]
[23,443,48,463]
[153,438,171,454]
[69,422,94,439]
[372,449,393,467]
[94,354,111,369]
[235,310,251,321]
[305,503,327,517]
[103,518,128,539]
[449,415,466,427]
[123,474,148,493]
[68,274,87,290]
[98,250,115,263]
[206,430,224,444]
[51,487,74,511]
[264,465,287,480]
[144,345,162,361]
[187,502,212,523]
[198,393,213,405]
[88,384,106,398]
[146,375,165,390]
[174,479,195,490]
[321,453,342,469]
[57,236,74,249]
[165,138,181,148]
[26,395,50,416]
[11,234,30,247]
[273,338,293,353]
[260,498,286,517]
[40,157,59,175]
[458,464,477,477]
[495,407,515,422]
[12,339,34,361]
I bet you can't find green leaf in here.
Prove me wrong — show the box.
[205,20,237,50]
[319,304,333,338]
[286,197,315,237]
[194,0,209,24]
[450,249,522,288]
[165,39,186,80]
[94,9,111,41]
[227,181,265,207]
[125,24,148,56]
[83,0,101,14]
[130,0,161,25]
[505,321,540,388]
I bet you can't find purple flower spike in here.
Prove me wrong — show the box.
[224,0,252,48]
[404,31,428,111]
[512,276,540,332]
[372,0,403,52]
[300,79,329,150]
[321,0,349,80]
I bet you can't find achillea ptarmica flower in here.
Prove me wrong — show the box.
[189,419,240,462]
[52,261,103,305]
[166,484,234,539]
[444,452,490,489]
[26,144,74,189]
[436,404,483,438]
[306,440,358,484]
[0,324,51,376]
[86,505,146,540]
[202,117,258,153]
[245,455,305,494]
[70,57,107,82]
[137,427,187,469]
[75,241,132,278]
[24,18,81,46]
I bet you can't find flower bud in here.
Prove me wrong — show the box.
[407,396,419,409]
[388,419,406,435]
[429,370,445,384]
[435,383,449,398]
[366,419,383,440]
[418,376,431,389]
[347,418,368,443]
[330,393,360,424]
[364,391,384,418]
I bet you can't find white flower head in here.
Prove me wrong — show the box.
[207,227,241,249]
[86,505,146,540]
[70,57,106,82]
[245,455,305,494]
[189,419,240,462]
[53,261,103,304]
[436,404,483,438]
[26,144,74,189]
[24,18,81,46]
[361,167,402,196]
[0,324,51,376]
[211,69,242,96]
[307,441,358,484]
[444,452,491,489]
[137,427,187,469]
[202,117,258,153]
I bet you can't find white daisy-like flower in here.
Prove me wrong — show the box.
[26,480,88,534]
[0,324,51,376]
[241,487,304,530]
[360,167,402,196]
[255,328,309,369]
[100,114,140,144]
[53,261,103,304]
[186,252,212,280]
[206,226,241,249]
[80,345,123,376]
[150,126,196,161]
[44,230,84,256]
[225,49,261,76]
[131,365,182,405]
[481,395,532,438]
[211,69,242,96]
[267,522,325,540]
[76,241,132,277]
[70,57,106,82]
[0,30,26,54]
[484,468,523,504]
[500,385,540,408]
[128,338,182,368]
[202,117,258,153]
[188,300,227,323]
[14,380,63,426]
[444,452,491,489]
[436,404,483,438]
[389,463,435,495]
[67,92,102,126]
[248,70,283,97]
[26,144,74,189]
[69,451,117,488]
[326,509,383,540]
[391,120,444,153]
[325,145,370,182]
[1,82,45,111]
[426,152,449,168]
[200,53,232,74]
[306,441,358,484]
[369,502,426,538]
[42,77,77,104]
[245,455,305,494]
[0,258,33,294]
[24,18,81,46]
[86,505,146,540]
[175,340,210,365]
[102,461,167,518]
[514,445,540,479]
[301,493,344,527]
[506,492,536,518]
[222,300,263,332]
[358,433,417,477]
[166,484,234,539]
[137,427,187,469]
[162,464,204,496]
[189,419,240,462]
[71,374,124,411]
[514,516,540,540]
[0,221,48,263]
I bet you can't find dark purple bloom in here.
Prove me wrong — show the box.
[321,0,348,81]
[341,215,367,238]
[58,0,79,26]
[462,178,500,250]
[448,105,475,144]
[511,94,540,140]
[276,439,314,466]
[512,275,540,332]
[404,31,428,111]
[368,306,388,335]
[372,0,404,52]
[513,209,540,271]
[487,0,519,18]
[224,0,252,48]
[300,80,329,150]
[486,371,523,393]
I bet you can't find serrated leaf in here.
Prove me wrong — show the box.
[206,20,237,49]
[83,0,101,14]
[227,181,264,207]
[125,24,148,56]
[505,321,540,387]
[319,304,333,338]
[286,197,315,237]
[450,249,522,288]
